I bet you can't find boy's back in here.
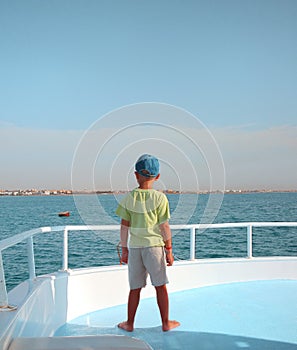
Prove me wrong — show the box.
[116,188,170,247]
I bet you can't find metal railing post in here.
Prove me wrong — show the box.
[0,252,8,307]
[62,228,68,271]
[26,236,36,280]
[247,224,253,258]
[190,227,196,260]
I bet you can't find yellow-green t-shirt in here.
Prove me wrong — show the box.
[116,188,170,247]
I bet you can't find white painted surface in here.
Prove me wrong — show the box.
[1,256,296,350]
[9,335,153,350]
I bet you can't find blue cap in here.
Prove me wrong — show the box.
[135,154,160,178]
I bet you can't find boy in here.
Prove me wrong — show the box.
[116,154,180,332]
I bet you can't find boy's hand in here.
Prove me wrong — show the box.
[165,250,174,266]
[121,247,129,264]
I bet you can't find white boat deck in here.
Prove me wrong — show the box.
[55,280,297,350]
[1,224,297,350]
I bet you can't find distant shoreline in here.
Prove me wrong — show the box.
[1,189,297,197]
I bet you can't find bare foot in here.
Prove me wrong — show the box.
[118,321,134,332]
[162,320,180,332]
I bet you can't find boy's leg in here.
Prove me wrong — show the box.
[118,288,141,332]
[155,284,180,331]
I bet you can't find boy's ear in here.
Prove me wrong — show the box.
[155,174,160,180]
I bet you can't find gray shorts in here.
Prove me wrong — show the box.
[128,247,168,290]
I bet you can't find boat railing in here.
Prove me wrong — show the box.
[0,222,297,308]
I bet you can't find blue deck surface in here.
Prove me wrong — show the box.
[56,280,297,350]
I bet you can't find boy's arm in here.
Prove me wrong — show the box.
[120,219,130,264]
[159,221,174,266]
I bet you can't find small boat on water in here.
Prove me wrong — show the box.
[58,211,70,217]
[0,222,296,349]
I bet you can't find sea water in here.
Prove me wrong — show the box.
[0,192,296,291]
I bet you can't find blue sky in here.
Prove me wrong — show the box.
[1,0,296,190]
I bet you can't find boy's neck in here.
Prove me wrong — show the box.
[135,172,159,190]
[138,182,154,190]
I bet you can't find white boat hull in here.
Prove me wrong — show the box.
[1,257,297,349]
